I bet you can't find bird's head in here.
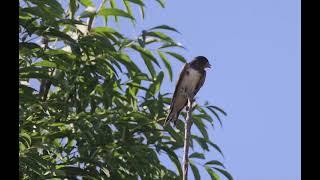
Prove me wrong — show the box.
[190,56,211,70]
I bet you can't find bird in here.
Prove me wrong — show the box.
[164,56,211,126]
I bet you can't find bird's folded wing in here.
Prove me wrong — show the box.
[194,70,206,96]
[170,63,190,107]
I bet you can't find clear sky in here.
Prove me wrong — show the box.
[125,0,300,179]
[29,0,301,179]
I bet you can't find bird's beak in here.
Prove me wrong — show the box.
[206,62,212,69]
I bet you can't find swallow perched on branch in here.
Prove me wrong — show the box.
[164,56,211,126]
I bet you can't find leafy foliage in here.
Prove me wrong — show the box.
[19,0,232,179]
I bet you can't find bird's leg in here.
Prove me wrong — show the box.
[186,93,194,110]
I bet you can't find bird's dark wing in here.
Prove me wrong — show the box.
[170,63,189,107]
[194,70,206,96]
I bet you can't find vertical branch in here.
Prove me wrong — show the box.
[182,97,194,180]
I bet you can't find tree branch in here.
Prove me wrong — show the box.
[182,96,194,180]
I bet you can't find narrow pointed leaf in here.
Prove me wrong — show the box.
[142,54,156,78]
[190,160,201,180]
[110,0,119,22]
[205,166,220,180]
[206,107,223,127]
[165,51,187,63]
[123,0,135,25]
[207,140,224,157]
[150,25,180,33]
[161,146,183,177]
[189,152,205,159]
[156,0,165,8]
[139,6,145,19]
[213,167,233,180]
[205,160,225,168]
[131,45,160,68]
[145,31,174,43]
[98,8,134,20]
[79,0,94,7]
[207,105,227,116]
[158,51,173,81]
[125,0,145,6]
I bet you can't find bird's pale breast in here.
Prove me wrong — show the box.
[181,68,201,94]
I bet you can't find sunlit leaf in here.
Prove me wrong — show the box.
[79,0,94,7]
[123,0,134,25]
[145,31,174,43]
[98,8,134,20]
[213,167,233,180]
[110,0,119,22]
[205,166,220,180]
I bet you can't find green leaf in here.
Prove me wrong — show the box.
[158,51,173,81]
[205,166,220,180]
[111,52,142,75]
[159,42,185,49]
[43,29,76,44]
[149,25,180,33]
[131,45,160,68]
[123,0,134,25]
[139,6,145,19]
[161,146,183,177]
[206,107,223,126]
[20,132,32,147]
[207,105,227,116]
[207,140,224,157]
[32,60,56,68]
[69,0,77,19]
[165,126,184,147]
[33,60,67,71]
[192,115,209,139]
[145,31,174,42]
[91,27,123,39]
[152,71,164,95]
[192,135,209,151]
[79,0,94,7]
[205,160,225,168]
[80,10,96,18]
[213,167,233,180]
[125,0,145,6]
[190,160,201,180]
[189,152,205,159]
[27,0,64,18]
[142,54,156,78]
[98,8,134,20]
[156,0,165,8]
[45,0,64,16]
[110,0,119,22]
[165,51,187,63]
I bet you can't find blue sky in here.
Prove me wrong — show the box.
[126,0,300,179]
[29,0,300,179]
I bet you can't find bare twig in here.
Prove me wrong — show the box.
[182,97,194,180]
